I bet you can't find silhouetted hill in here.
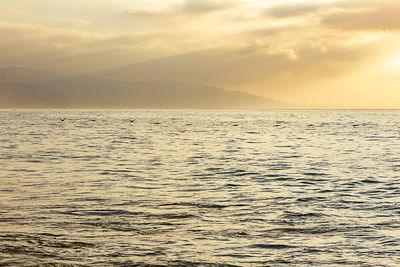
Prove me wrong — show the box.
[0,67,287,109]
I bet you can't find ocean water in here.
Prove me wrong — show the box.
[1,109,400,266]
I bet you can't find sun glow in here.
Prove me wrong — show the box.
[376,53,400,74]
[386,53,400,71]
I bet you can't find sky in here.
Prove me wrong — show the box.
[1,0,400,108]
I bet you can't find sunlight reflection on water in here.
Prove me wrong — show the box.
[1,109,400,266]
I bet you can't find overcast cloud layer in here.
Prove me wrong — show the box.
[1,0,400,108]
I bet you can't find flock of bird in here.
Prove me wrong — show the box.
[59,118,138,123]
[58,118,361,127]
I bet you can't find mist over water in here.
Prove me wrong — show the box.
[1,109,400,266]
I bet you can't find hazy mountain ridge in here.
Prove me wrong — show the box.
[0,67,287,109]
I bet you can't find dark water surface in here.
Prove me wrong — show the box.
[1,110,400,266]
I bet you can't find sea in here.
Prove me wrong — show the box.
[1,109,400,266]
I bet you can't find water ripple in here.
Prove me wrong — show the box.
[2,110,400,266]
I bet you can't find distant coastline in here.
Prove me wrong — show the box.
[0,67,290,109]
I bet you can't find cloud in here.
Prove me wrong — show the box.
[1,0,400,107]
[0,6,92,30]
[323,1,400,31]
[0,8,35,17]
[265,1,325,18]
[179,0,239,14]
[125,0,240,22]
[100,36,388,94]
[0,22,189,74]
[263,0,400,32]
